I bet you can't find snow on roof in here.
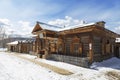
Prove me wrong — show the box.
[90,57,120,70]
[7,41,18,45]
[7,39,35,45]
[38,21,95,32]
[20,39,35,43]
[58,22,95,31]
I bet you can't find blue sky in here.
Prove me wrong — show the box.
[0,0,120,35]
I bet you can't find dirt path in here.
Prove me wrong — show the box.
[8,52,73,75]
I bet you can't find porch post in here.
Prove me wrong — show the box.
[89,35,93,63]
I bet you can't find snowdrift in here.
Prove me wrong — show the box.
[90,57,120,70]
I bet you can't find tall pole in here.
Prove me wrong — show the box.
[9,30,14,42]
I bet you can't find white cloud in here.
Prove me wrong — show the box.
[48,16,86,27]
[17,21,32,35]
[0,0,63,21]
[114,26,120,34]
[0,18,11,26]
[0,18,33,37]
[0,18,13,34]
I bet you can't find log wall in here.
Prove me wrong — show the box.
[49,54,89,67]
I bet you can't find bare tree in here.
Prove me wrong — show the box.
[0,22,7,48]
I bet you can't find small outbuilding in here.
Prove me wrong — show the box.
[7,39,35,54]
[7,41,19,52]
[18,40,34,53]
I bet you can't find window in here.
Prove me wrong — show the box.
[107,40,109,44]
[73,43,79,55]
[50,43,56,52]
[39,33,43,38]
[81,36,89,56]
[93,36,102,54]
[58,44,63,52]
[65,38,72,55]
[106,40,110,54]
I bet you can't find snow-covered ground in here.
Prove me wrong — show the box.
[0,52,120,80]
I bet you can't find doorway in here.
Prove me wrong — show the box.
[115,47,120,58]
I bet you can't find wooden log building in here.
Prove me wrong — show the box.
[7,39,34,54]
[18,40,34,53]
[32,21,120,67]
[7,41,19,52]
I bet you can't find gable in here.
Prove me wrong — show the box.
[37,22,62,31]
[32,22,43,33]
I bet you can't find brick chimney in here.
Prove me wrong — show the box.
[96,21,105,27]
